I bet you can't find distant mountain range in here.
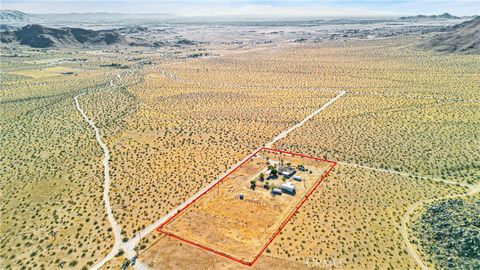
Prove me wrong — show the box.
[0,24,202,48]
[418,16,480,54]
[0,24,125,48]
[399,13,460,20]
[0,10,179,25]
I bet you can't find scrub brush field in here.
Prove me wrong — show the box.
[1,25,478,270]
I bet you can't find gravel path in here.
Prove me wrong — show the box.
[74,87,123,270]
[265,91,347,147]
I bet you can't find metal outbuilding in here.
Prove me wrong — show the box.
[281,182,296,193]
[272,188,282,195]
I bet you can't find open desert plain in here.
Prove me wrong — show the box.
[1,2,479,270]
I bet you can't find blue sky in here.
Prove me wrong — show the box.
[2,1,479,16]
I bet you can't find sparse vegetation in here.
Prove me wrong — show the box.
[2,14,478,270]
[410,196,480,269]
[0,45,143,269]
[160,150,332,262]
[139,38,477,269]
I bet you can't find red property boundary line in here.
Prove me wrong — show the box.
[156,147,337,266]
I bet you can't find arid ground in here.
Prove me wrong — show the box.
[1,15,479,270]
[159,149,334,263]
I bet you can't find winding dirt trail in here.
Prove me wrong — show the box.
[400,183,479,270]
[337,161,477,269]
[74,90,123,270]
[91,64,475,270]
[70,64,347,269]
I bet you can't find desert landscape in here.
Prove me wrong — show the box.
[159,148,334,264]
[0,3,479,270]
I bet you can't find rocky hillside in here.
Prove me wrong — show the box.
[411,197,480,269]
[418,16,480,54]
[0,10,28,22]
[0,24,125,48]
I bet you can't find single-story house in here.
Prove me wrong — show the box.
[278,166,296,178]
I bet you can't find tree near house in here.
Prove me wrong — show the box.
[268,165,278,176]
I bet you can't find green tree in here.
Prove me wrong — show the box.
[264,181,270,190]
[268,165,278,176]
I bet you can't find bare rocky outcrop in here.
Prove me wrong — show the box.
[1,24,125,48]
[399,13,460,20]
[418,16,480,54]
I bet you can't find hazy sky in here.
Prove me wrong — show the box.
[2,0,479,17]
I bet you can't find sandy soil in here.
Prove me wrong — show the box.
[159,149,333,263]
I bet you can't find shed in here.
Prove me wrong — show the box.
[272,188,282,195]
[293,175,302,181]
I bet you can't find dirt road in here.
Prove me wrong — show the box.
[336,161,476,270]
[74,90,123,270]
[265,91,347,147]
[400,182,479,270]
[122,90,347,268]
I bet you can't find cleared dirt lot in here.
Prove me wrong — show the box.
[158,148,334,264]
[139,234,312,270]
